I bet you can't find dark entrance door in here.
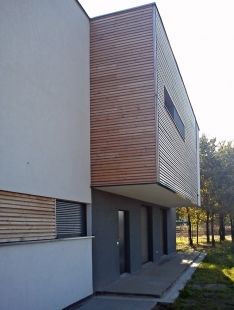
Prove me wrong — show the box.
[141,206,149,264]
[118,210,129,274]
[160,209,168,255]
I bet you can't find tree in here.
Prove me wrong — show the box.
[216,141,234,243]
[176,207,193,246]
[176,206,206,246]
[189,206,206,244]
[177,135,234,246]
[200,134,220,247]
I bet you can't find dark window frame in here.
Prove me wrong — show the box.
[56,199,87,238]
[164,87,185,140]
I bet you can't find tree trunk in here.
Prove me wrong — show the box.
[231,219,234,243]
[219,215,226,242]
[222,216,226,241]
[211,211,215,247]
[187,212,193,247]
[206,211,210,243]
[219,215,222,243]
[197,223,199,244]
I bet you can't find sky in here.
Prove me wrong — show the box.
[79,0,234,143]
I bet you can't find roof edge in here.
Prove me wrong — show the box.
[76,0,199,128]
[154,5,199,128]
[74,0,90,19]
[90,2,156,20]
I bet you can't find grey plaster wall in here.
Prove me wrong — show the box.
[167,208,176,254]
[92,189,140,291]
[92,189,176,292]
[0,238,93,310]
[152,206,162,260]
[0,0,91,203]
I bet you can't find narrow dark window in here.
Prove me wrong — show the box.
[164,87,185,139]
[56,200,86,238]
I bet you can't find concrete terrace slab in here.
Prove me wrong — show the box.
[98,252,200,298]
[160,252,207,304]
[70,296,157,310]
[67,252,206,310]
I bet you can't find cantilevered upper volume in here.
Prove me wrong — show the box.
[90,3,200,208]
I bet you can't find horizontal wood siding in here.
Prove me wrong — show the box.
[156,9,198,204]
[0,191,56,243]
[90,5,157,186]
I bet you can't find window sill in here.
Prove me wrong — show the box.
[0,235,95,247]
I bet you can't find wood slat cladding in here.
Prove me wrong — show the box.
[90,5,157,186]
[0,190,56,243]
[155,8,199,204]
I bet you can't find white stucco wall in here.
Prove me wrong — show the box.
[0,0,91,203]
[0,238,93,310]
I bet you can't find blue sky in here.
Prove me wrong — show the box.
[79,0,234,143]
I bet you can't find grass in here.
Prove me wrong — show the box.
[176,235,232,252]
[154,238,234,310]
[191,241,234,284]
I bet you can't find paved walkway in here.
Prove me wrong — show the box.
[67,252,206,310]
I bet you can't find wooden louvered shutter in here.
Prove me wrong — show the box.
[56,200,86,238]
[0,191,56,243]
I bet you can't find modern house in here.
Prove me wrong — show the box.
[90,3,200,292]
[0,1,200,309]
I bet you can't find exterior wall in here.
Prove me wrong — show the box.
[155,8,199,204]
[90,5,157,186]
[90,4,199,206]
[0,1,93,308]
[167,208,176,253]
[92,189,175,292]
[0,238,93,310]
[0,0,91,203]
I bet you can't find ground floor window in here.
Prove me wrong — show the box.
[56,200,86,238]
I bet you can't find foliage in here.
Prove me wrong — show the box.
[216,142,234,238]
[200,134,220,212]
[215,141,234,242]
[176,207,206,226]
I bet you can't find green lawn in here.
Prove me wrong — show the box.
[155,239,234,310]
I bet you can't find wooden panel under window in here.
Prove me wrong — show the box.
[90,4,157,186]
[0,190,56,243]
